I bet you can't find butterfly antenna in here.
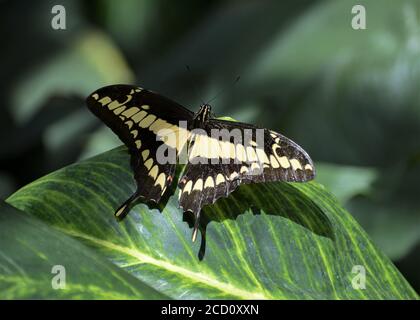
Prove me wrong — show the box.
[206,76,240,105]
[185,65,206,105]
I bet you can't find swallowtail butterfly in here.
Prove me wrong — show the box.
[86,84,315,242]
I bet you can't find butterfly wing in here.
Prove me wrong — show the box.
[178,118,315,240]
[86,84,194,219]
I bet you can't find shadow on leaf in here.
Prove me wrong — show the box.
[181,181,334,260]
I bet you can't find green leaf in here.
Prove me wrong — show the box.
[6,147,418,299]
[347,196,420,261]
[315,163,378,204]
[244,0,420,167]
[0,201,168,299]
[315,162,420,261]
[11,30,134,124]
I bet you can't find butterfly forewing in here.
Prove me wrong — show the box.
[208,118,315,181]
[86,84,194,218]
[178,119,315,227]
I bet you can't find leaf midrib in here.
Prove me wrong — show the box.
[59,228,272,299]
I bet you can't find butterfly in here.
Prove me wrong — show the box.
[86,84,315,242]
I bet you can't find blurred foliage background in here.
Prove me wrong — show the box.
[0,0,419,293]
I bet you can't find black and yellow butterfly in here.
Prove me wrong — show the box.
[86,84,315,241]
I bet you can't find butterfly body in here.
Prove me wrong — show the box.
[86,84,315,241]
[191,104,212,129]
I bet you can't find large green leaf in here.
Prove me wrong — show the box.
[11,30,134,124]
[315,163,378,204]
[6,147,418,299]
[0,201,168,299]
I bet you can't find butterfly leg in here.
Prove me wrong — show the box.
[114,191,140,220]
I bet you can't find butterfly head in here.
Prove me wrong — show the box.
[193,103,212,126]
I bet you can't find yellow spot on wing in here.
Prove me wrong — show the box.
[240,166,249,174]
[193,179,203,191]
[219,140,231,159]
[216,174,225,185]
[228,142,236,158]
[189,134,209,159]
[198,135,215,158]
[125,120,134,129]
[230,172,239,180]
[236,144,247,162]
[208,137,221,157]
[304,164,313,171]
[149,165,159,180]
[92,93,99,100]
[131,130,138,138]
[163,125,190,154]
[218,139,236,159]
[144,158,153,170]
[246,147,258,162]
[98,96,112,106]
[204,176,214,188]
[270,155,280,168]
[150,119,173,134]
[139,114,157,128]
[279,156,291,169]
[113,106,126,115]
[141,149,150,161]
[251,162,260,171]
[183,181,193,194]
[122,107,140,118]
[154,173,166,188]
[290,159,302,170]
[132,110,148,123]
[256,148,269,164]
[272,144,281,154]
[188,135,200,159]
[142,104,150,110]
[107,95,133,110]
[135,140,141,149]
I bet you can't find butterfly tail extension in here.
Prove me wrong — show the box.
[114,191,141,220]
[191,211,200,242]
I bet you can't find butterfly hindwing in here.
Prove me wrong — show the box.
[178,163,242,212]
[86,84,194,218]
